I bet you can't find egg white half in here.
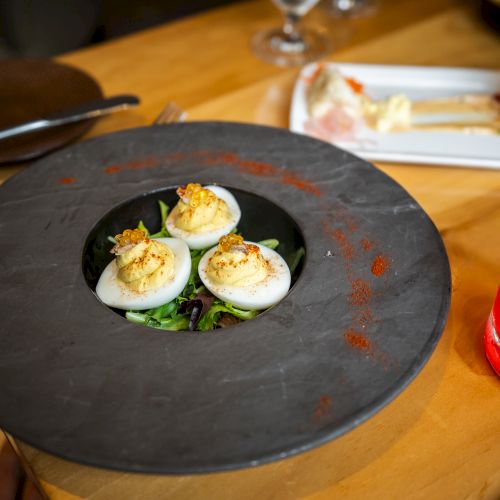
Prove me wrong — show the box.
[96,237,191,310]
[166,185,241,250]
[198,242,291,310]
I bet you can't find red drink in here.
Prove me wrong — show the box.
[485,286,500,377]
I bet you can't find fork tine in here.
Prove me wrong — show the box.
[153,104,172,125]
[175,107,187,122]
[169,104,186,123]
[153,102,187,125]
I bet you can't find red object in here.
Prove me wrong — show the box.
[344,330,372,353]
[371,254,390,277]
[345,77,365,94]
[484,286,500,376]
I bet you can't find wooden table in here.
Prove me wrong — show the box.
[2,0,500,498]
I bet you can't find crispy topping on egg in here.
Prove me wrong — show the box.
[171,183,232,233]
[206,234,269,287]
[111,229,175,293]
[177,183,216,208]
[218,233,245,252]
[111,229,147,253]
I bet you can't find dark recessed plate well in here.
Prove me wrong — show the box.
[0,122,450,473]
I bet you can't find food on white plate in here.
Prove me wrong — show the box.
[307,66,411,135]
[363,93,412,132]
[305,65,500,140]
[410,93,500,134]
[96,228,191,310]
[308,66,366,121]
[166,183,241,250]
[198,234,291,311]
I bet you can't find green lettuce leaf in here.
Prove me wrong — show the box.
[258,238,279,249]
[197,301,259,331]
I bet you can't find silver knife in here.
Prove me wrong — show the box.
[0,94,140,140]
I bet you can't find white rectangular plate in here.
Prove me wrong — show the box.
[290,63,500,169]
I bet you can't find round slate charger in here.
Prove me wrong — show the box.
[0,122,451,473]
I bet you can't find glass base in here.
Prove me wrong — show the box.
[327,0,377,18]
[251,27,331,67]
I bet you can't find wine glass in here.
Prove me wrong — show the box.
[251,0,331,67]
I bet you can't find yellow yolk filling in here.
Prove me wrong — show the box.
[206,234,268,287]
[116,239,175,292]
[172,183,232,233]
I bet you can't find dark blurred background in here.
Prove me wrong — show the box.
[0,0,239,59]
[0,0,498,59]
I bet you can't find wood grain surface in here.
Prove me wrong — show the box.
[2,0,500,498]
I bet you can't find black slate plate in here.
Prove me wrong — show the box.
[0,122,450,473]
[0,59,103,164]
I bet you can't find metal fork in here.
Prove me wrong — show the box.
[153,102,187,125]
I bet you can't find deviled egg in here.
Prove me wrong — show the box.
[96,228,190,310]
[198,234,291,311]
[166,183,241,250]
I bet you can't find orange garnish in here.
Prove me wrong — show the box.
[218,234,260,255]
[115,228,147,246]
[302,63,326,84]
[346,77,364,94]
[176,183,217,208]
[219,233,244,252]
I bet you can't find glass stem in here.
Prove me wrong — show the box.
[282,12,302,43]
